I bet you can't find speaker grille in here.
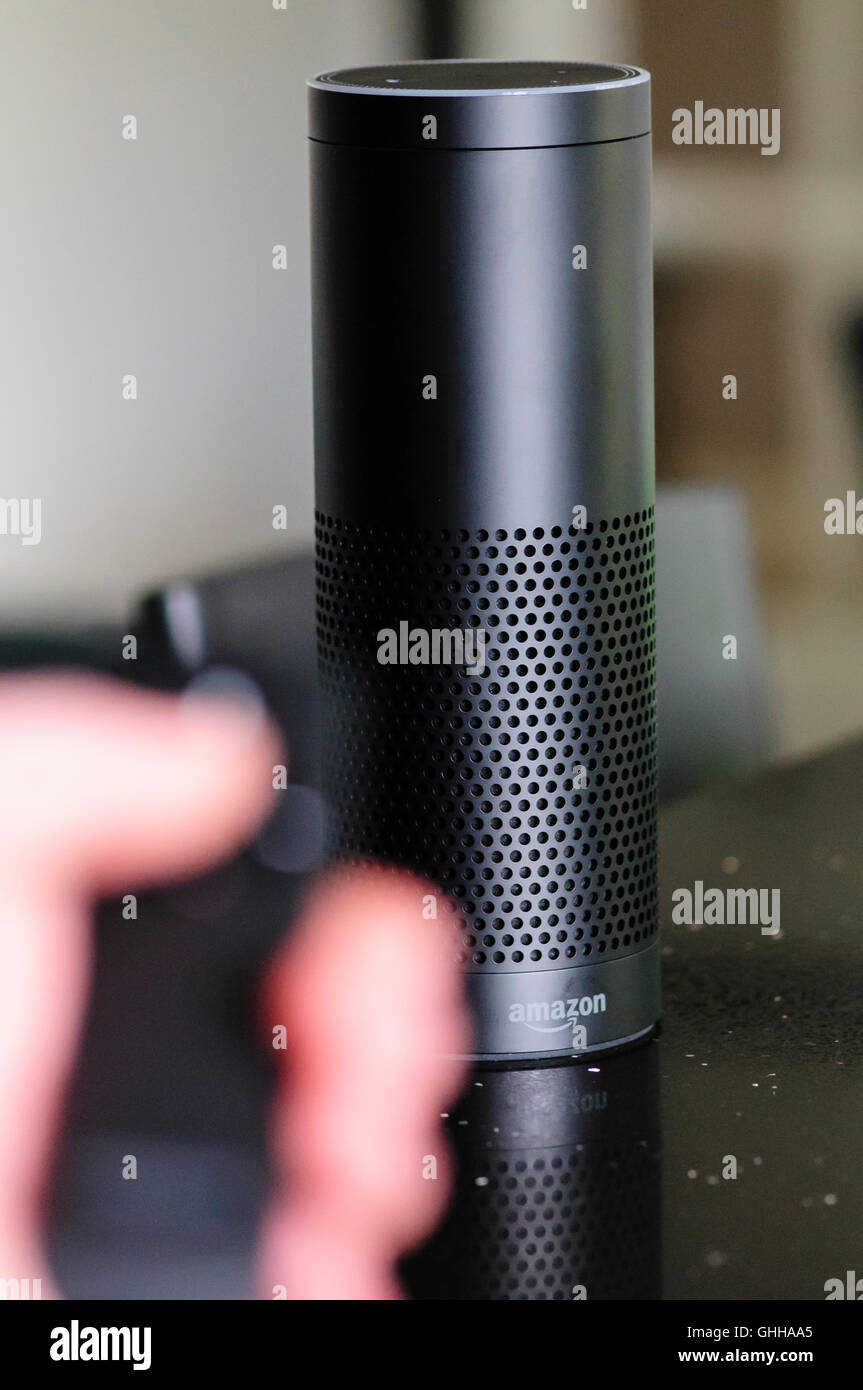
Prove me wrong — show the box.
[316,510,657,971]
[404,1141,660,1300]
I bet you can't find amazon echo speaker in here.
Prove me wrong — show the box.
[310,59,658,1062]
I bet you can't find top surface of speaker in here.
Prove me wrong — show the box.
[314,59,640,93]
[308,58,651,150]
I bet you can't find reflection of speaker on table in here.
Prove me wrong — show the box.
[402,1045,661,1300]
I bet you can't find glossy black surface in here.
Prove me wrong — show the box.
[404,740,863,1298]
[655,740,863,1300]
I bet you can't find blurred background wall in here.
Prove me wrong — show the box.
[1,0,862,764]
[0,0,411,621]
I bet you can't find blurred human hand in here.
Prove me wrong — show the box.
[0,673,469,1300]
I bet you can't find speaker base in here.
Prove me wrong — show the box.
[454,1022,658,1068]
[457,941,660,1064]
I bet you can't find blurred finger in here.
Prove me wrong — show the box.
[258,866,471,1300]
[0,673,281,1291]
[0,672,281,892]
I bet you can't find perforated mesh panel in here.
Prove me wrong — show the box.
[316,510,657,971]
[404,1140,660,1300]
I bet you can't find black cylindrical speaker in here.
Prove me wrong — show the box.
[310,59,658,1063]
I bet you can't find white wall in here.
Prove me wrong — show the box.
[460,0,635,62]
[0,0,408,624]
